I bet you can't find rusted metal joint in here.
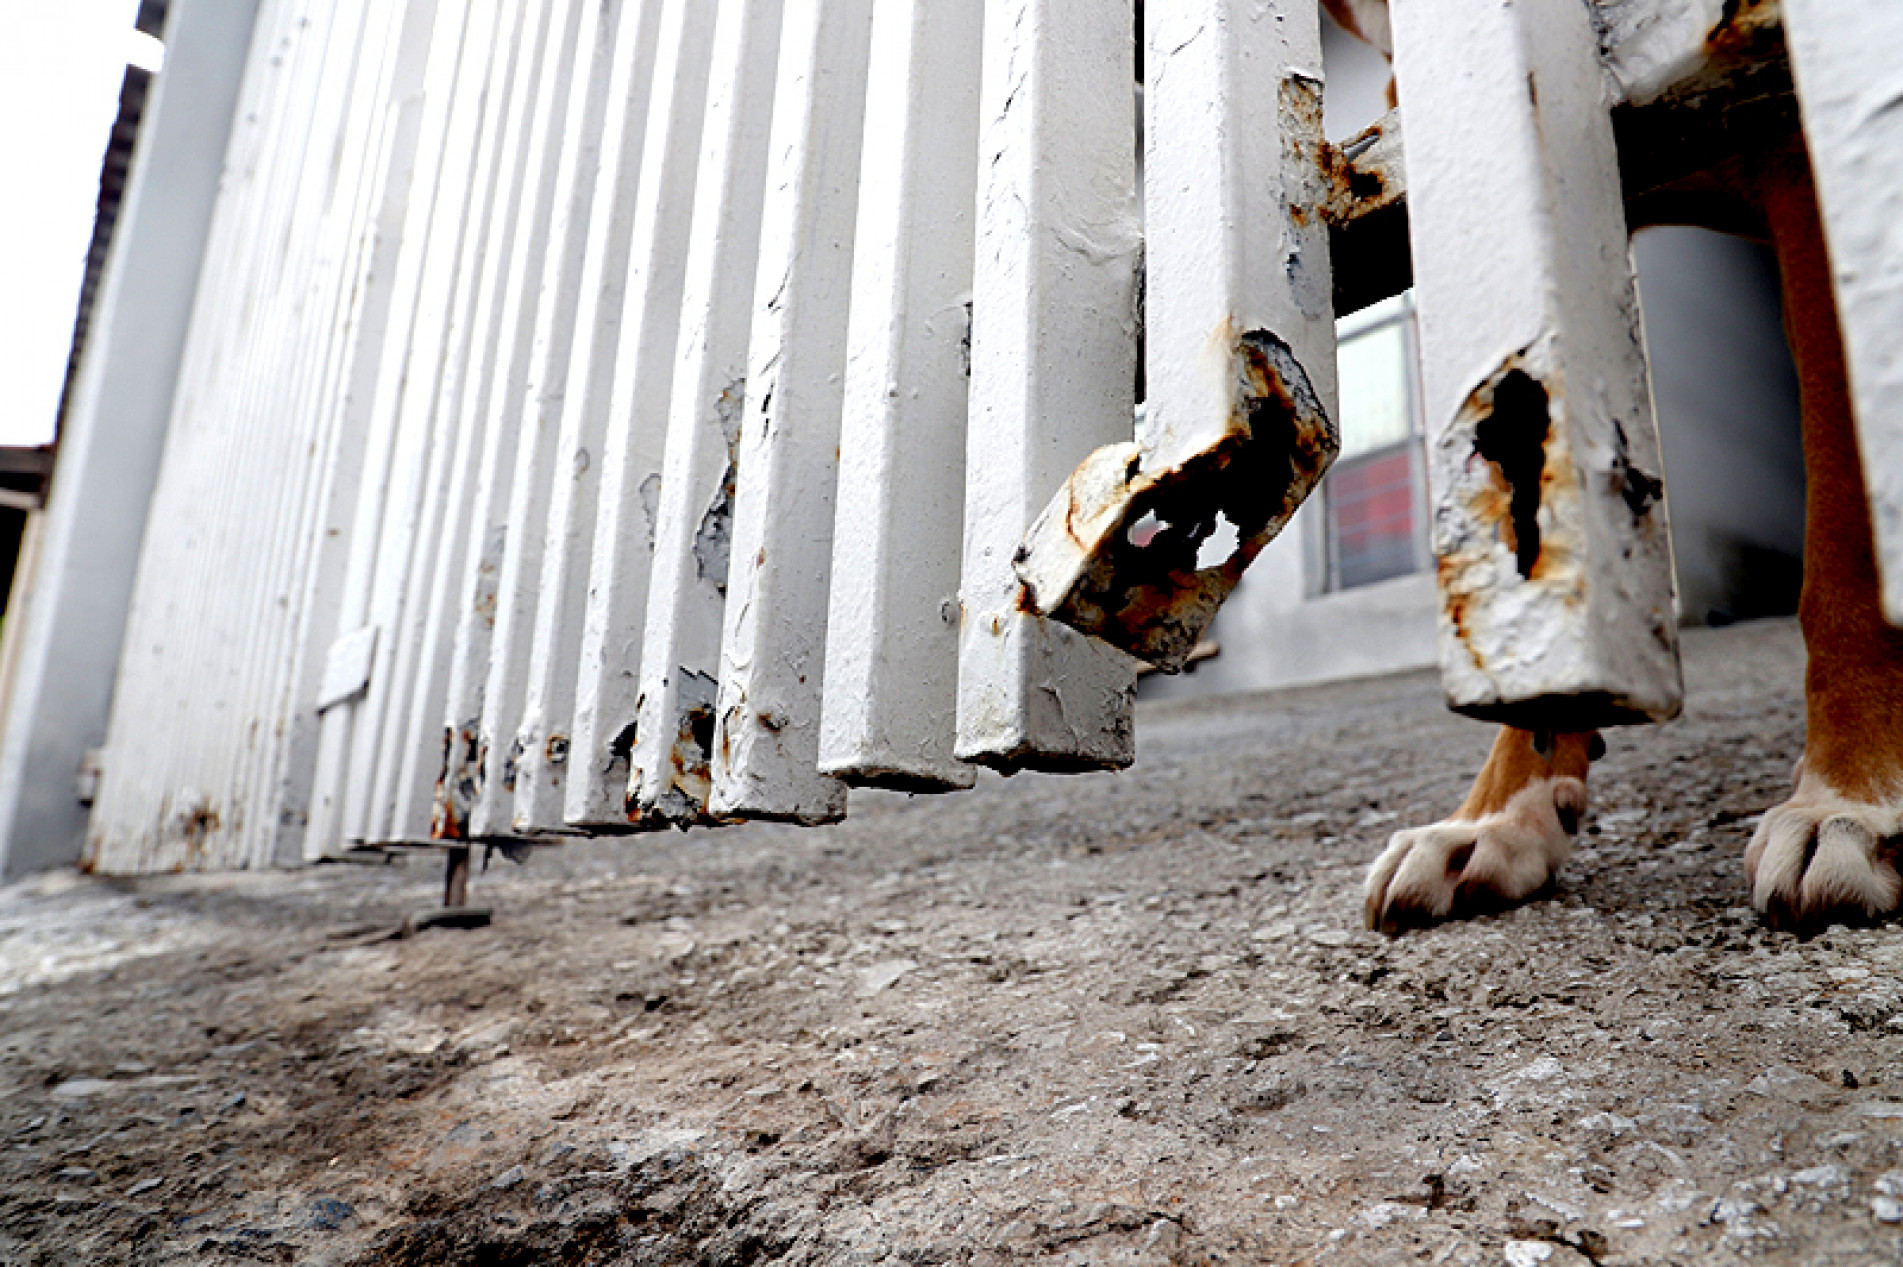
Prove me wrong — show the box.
[1013,330,1337,672]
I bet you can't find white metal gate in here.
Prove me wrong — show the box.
[70,0,1903,873]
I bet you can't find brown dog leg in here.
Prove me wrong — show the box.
[1744,147,1903,930]
[1365,727,1599,932]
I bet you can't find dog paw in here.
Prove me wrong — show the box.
[1746,771,1902,931]
[1364,777,1584,933]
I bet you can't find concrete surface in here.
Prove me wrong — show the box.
[1,617,1900,1265]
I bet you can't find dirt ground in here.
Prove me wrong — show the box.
[1,617,1900,1266]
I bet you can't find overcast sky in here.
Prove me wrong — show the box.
[0,0,160,450]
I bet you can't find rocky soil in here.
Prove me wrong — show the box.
[1,617,1900,1265]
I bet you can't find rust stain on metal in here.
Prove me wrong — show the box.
[544,732,569,765]
[1706,0,1781,59]
[1280,75,1326,173]
[180,800,221,860]
[1318,110,1408,316]
[1318,117,1401,227]
[1438,554,1476,652]
[430,725,479,840]
[629,669,719,829]
[1435,348,1676,731]
[1438,351,1574,676]
[1469,366,1553,580]
[1015,324,1337,671]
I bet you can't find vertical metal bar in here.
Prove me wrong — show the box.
[465,0,633,840]
[422,0,576,842]
[818,0,984,793]
[1389,0,1682,730]
[462,0,594,841]
[707,0,877,824]
[561,0,721,828]
[266,0,474,864]
[304,0,522,858]
[623,0,787,828]
[955,0,1141,773]
[1782,0,1903,626]
[510,0,668,835]
[1014,0,1339,673]
[444,844,472,906]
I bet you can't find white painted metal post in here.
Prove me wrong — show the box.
[955,0,1141,772]
[624,0,787,828]
[464,0,606,841]
[1389,0,1683,730]
[562,0,721,829]
[708,0,877,824]
[818,0,984,793]
[425,0,581,842]
[1782,0,1903,627]
[373,0,531,847]
[84,0,311,871]
[240,0,448,866]
[1015,0,1339,674]
[509,0,666,835]
[304,0,522,856]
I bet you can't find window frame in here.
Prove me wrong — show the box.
[1305,293,1431,597]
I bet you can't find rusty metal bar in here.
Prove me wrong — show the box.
[1014,0,1341,673]
[1390,0,1683,730]
[707,0,878,825]
[626,0,788,828]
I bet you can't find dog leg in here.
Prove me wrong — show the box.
[1745,149,1903,931]
[1365,727,1599,932]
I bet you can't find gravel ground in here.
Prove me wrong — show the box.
[1,616,1900,1266]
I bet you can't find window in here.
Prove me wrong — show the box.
[1319,296,1426,592]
